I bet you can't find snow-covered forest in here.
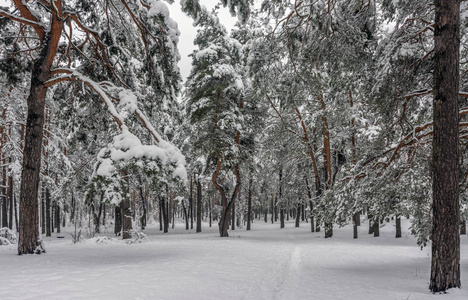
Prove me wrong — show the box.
[0,0,468,298]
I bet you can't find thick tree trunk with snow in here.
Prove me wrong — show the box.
[121,197,132,239]
[430,0,461,292]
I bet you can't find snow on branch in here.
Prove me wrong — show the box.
[46,69,187,184]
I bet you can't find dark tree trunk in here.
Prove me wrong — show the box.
[55,202,60,234]
[8,176,13,230]
[41,185,45,234]
[70,192,75,223]
[373,218,379,237]
[139,186,146,230]
[231,188,236,231]
[158,199,163,231]
[396,216,402,238]
[430,0,461,292]
[189,176,193,230]
[45,188,51,237]
[196,177,202,233]
[102,203,106,226]
[114,206,122,236]
[280,209,285,228]
[247,177,252,231]
[14,192,18,232]
[161,197,169,233]
[18,14,63,253]
[353,213,358,239]
[355,212,361,226]
[270,195,274,224]
[295,203,300,227]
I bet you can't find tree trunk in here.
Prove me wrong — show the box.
[247,177,252,230]
[270,194,274,224]
[55,202,60,234]
[41,184,45,234]
[189,175,194,230]
[396,216,402,238]
[18,10,64,253]
[368,214,374,235]
[373,218,379,237]
[295,203,300,228]
[114,206,122,236]
[2,166,7,228]
[182,200,189,230]
[121,198,132,239]
[231,187,236,231]
[46,188,51,237]
[324,222,333,238]
[14,192,18,232]
[460,219,466,235]
[196,177,202,233]
[430,0,461,292]
[8,175,13,230]
[353,213,358,239]
[139,186,146,230]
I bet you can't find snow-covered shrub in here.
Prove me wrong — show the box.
[125,229,147,244]
[0,227,18,245]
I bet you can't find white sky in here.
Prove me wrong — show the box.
[0,0,238,82]
[168,1,238,81]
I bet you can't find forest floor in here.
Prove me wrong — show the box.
[1,218,467,300]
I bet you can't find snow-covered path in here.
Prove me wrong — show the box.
[1,220,467,300]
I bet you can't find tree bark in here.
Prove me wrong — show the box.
[396,216,402,238]
[121,197,132,239]
[353,212,358,239]
[247,177,253,230]
[41,185,45,234]
[295,203,300,228]
[45,188,51,237]
[430,0,461,292]
[114,206,122,236]
[196,177,202,233]
[18,5,64,253]
[189,175,194,230]
[373,218,379,237]
[8,175,13,230]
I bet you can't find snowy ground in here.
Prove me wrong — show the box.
[1,219,467,300]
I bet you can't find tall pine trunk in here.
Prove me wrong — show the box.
[430,0,461,292]
[18,6,64,252]
[196,177,202,233]
[247,177,252,230]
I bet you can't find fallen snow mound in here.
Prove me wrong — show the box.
[0,228,17,246]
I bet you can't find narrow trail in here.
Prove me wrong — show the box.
[273,245,303,300]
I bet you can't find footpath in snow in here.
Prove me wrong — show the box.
[1,219,467,300]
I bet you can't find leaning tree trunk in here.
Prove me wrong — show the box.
[430,0,461,292]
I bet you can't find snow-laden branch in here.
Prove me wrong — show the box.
[46,69,187,183]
